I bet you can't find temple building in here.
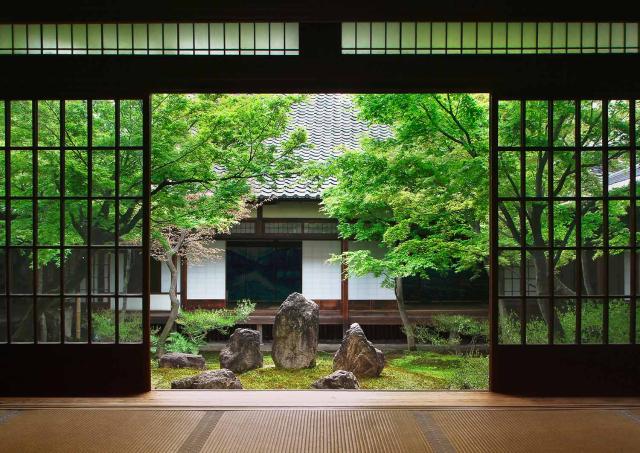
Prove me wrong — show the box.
[149,94,488,340]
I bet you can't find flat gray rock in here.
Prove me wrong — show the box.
[312,370,359,389]
[158,352,205,370]
[170,369,243,389]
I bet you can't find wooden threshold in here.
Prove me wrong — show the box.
[2,391,639,410]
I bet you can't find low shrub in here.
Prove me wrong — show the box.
[92,309,143,343]
[168,300,256,354]
[499,299,632,344]
[412,325,449,345]
[411,315,489,345]
[150,329,200,355]
[165,332,201,354]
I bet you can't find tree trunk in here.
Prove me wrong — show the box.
[395,277,416,351]
[581,250,596,295]
[531,250,565,340]
[121,249,133,312]
[156,255,180,358]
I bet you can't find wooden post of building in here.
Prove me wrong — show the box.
[341,239,349,331]
[256,205,264,234]
[180,255,188,310]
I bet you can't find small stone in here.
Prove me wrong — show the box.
[311,370,359,389]
[158,352,205,370]
[333,323,385,377]
[272,293,319,369]
[220,328,263,373]
[170,369,243,389]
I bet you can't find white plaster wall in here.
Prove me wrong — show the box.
[108,295,175,312]
[302,240,342,299]
[347,241,396,300]
[187,241,226,299]
[263,201,327,218]
[150,294,172,311]
[160,259,181,293]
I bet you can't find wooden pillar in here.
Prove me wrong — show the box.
[256,205,264,234]
[341,239,349,330]
[180,255,188,309]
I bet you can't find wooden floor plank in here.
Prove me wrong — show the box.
[2,391,639,410]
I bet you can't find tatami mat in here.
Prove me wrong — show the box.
[203,410,432,453]
[0,409,205,453]
[430,409,640,453]
[1,407,639,452]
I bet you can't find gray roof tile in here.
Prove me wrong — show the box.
[254,94,392,199]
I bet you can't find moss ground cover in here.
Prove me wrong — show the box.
[151,351,488,390]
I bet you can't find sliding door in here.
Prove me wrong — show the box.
[0,98,150,395]
[490,96,640,395]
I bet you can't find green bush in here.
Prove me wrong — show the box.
[412,325,449,345]
[432,315,488,339]
[91,309,143,343]
[150,327,160,355]
[499,299,632,344]
[151,328,201,355]
[498,311,521,344]
[412,315,488,345]
[165,332,201,354]
[177,300,255,348]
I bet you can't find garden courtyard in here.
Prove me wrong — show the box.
[151,350,489,390]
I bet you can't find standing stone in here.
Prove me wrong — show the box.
[220,328,263,373]
[333,323,385,377]
[158,352,206,370]
[312,370,359,389]
[170,369,243,389]
[272,293,319,369]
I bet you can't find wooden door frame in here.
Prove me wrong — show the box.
[1,5,639,395]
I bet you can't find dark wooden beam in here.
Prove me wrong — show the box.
[2,1,639,22]
[1,54,639,99]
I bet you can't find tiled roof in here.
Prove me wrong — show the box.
[609,165,640,191]
[254,94,392,199]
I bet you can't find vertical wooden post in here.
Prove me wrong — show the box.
[341,239,349,331]
[256,205,264,234]
[180,255,188,309]
[488,94,499,391]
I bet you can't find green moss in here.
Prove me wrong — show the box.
[151,351,489,390]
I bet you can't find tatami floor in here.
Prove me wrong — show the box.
[1,392,640,452]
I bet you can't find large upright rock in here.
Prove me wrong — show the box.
[171,369,243,389]
[158,352,205,370]
[220,328,263,373]
[333,323,385,377]
[272,293,319,369]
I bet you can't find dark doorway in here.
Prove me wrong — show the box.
[226,241,302,306]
